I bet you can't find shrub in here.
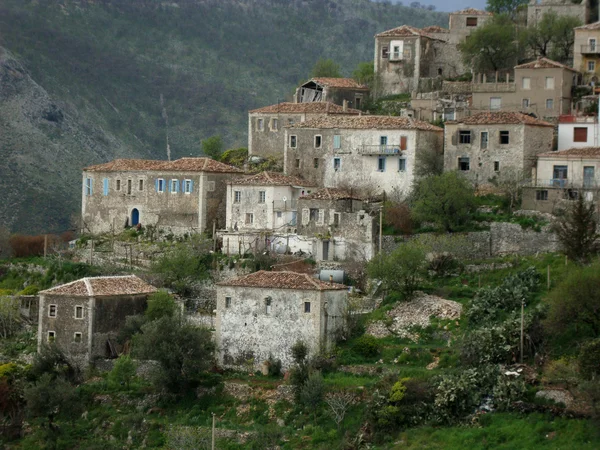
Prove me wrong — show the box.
[353,335,381,358]
[18,285,40,295]
[266,354,282,377]
[108,355,137,389]
[145,290,177,321]
[24,373,82,428]
[383,202,413,235]
[300,371,326,422]
[30,344,81,383]
[579,339,600,380]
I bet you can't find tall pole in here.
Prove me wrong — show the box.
[212,220,217,252]
[211,413,216,450]
[44,235,48,258]
[520,299,524,364]
[379,207,383,253]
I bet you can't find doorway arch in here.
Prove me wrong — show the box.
[131,208,140,226]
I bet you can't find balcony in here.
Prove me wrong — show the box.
[529,179,600,189]
[358,145,403,155]
[472,82,516,93]
[273,199,297,211]
[580,44,600,54]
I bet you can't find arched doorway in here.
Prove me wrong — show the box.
[131,208,139,226]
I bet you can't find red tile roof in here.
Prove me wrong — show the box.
[218,270,346,290]
[300,188,364,201]
[537,147,600,158]
[514,57,578,72]
[451,8,492,15]
[249,102,361,114]
[288,115,443,131]
[307,78,369,90]
[575,21,600,30]
[421,25,449,33]
[448,111,554,127]
[231,171,314,187]
[84,157,243,173]
[40,275,158,297]
[376,25,442,40]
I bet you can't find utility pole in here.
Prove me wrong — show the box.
[520,299,524,364]
[379,206,383,253]
[90,240,94,265]
[212,220,217,252]
[211,413,216,450]
[44,235,48,258]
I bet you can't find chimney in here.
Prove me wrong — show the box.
[342,99,348,112]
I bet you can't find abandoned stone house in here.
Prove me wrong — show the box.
[297,188,378,261]
[527,0,590,28]
[247,102,360,160]
[294,78,370,108]
[219,171,315,256]
[37,275,157,366]
[574,21,600,85]
[283,115,443,197]
[522,146,600,213]
[410,81,473,122]
[444,112,555,186]
[81,158,242,236]
[471,58,578,118]
[374,9,492,96]
[215,270,347,370]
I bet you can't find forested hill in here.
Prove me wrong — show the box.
[0,0,446,234]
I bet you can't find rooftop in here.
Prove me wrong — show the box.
[288,115,443,131]
[537,147,600,158]
[249,102,360,114]
[218,270,346,291]
[514,57,578,72]
[84,157,243,173]
[231,171,314,187]
[575,21,600,30]
[39,275,158,297]
[421,25,449,33]
[447,111,554,127]
[451,8,492,15]
[375,25,443,40]
[305,77,369,90]
[300,188,364,201]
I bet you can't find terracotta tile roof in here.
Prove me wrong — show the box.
[231,171,315,187]
[84,157,243,173]
[300,188,364,201]
[40,275,158,297]
[421,25,449,33]
[575,21,600,30]
[308,78,369,90]
[218,270,346,290]
[514,57,578,72]
[376,25,442,40]
[451,8,492,15]
[448,111,554,127]
[537,147,600,158]
[288,115,443,132]
[249,102,361,114]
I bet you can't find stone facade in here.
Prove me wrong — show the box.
[37,275,157,367]
[444,112,555,186]
[294,78,370,108]
[527,0,589,28]
[215,271,347,370]
[574,22,600,83]
[81,158,242,236]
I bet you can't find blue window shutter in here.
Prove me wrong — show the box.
[89,178,93,195]
[176,180,180,193]
[167,180,171,193]
[333,135,341,149]
[190,180,194,193]
[103,178,109,196]
[155,179,159,192]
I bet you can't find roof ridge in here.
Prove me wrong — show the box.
[303,272,322,289]
[83,278,93,296]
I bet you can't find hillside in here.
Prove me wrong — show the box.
[0,0,447,235]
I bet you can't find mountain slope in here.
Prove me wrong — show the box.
[0,0,447,234]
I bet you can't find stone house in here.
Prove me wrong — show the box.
[444,112,555,186]
[284,115,443,197]
[219,171,315,256]
[294,78,370,108]
[248,102,360,160]
[574,21,600,84]
[297,188,378,261]
[557,115,600,149]
[523,147,600,213]
[471,58,578,118]
[410,81,473,122]
[81,158,242,236]
[215,270,347,370]
[527,0,590,28]
[447,8,494,44]
[37,275,157,366]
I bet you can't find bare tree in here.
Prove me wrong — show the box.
[489,168,525,213]
[325,391,354,430]
[0,296,21,338]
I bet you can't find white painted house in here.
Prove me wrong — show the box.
[557,115,600,150]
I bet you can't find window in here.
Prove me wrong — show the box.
[466,17,478,27]
[494,161,500,172]
[545,77,555,89]
[309,208,319,221]
[333,213,341,227]
[355,97,361,109]
[480,131,488,149]
[380,136,388,146]
[265,297,272,314]
[276,211,282,218]
[382,46,389,59]
[47,331,55,342]
[295,158,301,168]
[74,332,82,343]
[48,304,57,317]
[85,178,93,196]
[127,179,132,195]
[553,165,568,186]
[333,135,341,149]
[590,38,597,51]
[74,306,84,319]
[522,77,531,90]
[271,118,278,131]
[103,178,109,196]
[288,118,295,125]
[314,135,322,148]
[257,118,264,131]
[546,99,554,109]
[378,156,386,172]
[225,297,231,308]
[584,166,595,187]
[333,157,341,171]
[259,191,266,203]
[574,127,588,142]
[139,179,144,191]
[234,191,241,203]
[313,158,319,169]
[536,190,548,201]
[289,135,297,148]
[399,158,406,172]
[522,98,530,108]
[207,181,215,192]
[170,179,179,193]
[400,136,408,151]
[184,179,193,194]
[390,40,404,60]
[458,157,470,171]
[499,131,509,145]
[490,97,502,110]
[116,179,121,191]
[589,61,596,72]
[156,178,165,193]
[459,130,471,144]
[304,302,311,313]
[245,213,254,224]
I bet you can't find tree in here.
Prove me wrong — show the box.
[523,12,581,62]
[201,135,224,160]
[132,315,215,392]
[489,168,525,213]
[299,371,326,423]
[411,172,476,232]
[108,355,137,389]
[413,145,443,179]
[549,15,582,64]
[458,15,521,72]
[0,296,21,338]
[24,374,82,429]
[554,194,599,263]
[145,290,178,322]
[325,391,354,430]
[219,147,248,168]
[352,62,374,87]
[486,0,528,18]
[523,11,558,58]
[544,262,600,339]
[310,58,342,78]
[367,241,427,299]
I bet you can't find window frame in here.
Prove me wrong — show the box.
[258,191,266,203]
[127,179,133,195]
[48,304,57,318]
[574,127,588,143]
[295,158,301,168]
[494,161,500,172]
[499,131,510,145]
[377,156,386,172]
[85,177,93,196]
[245,213,254,225]
[458,157,470,171]
[139,179,144,191]
[304,301,311,313]
[47,331,56,342]
[522,77,531,90]
[458,130,472,144]
[398,158,406,172]
[546,98,554,110]
[314,135,322,149]
[116,179,122,191]
[234,191,241,203]
[536,190,549,201]
[265,297,272,315]
[184,179,193,194]
[257,118,264,131]
[466,17,478,27]
[289,135,297,148]
[333,157,341,171]
[333,135,341,149]
[73,332,82,343]
[170,179,179,194]
[480,131,488,149]
[74,305,84,319]
[271,118,278,131]
[522,98,530,108]
[545,76,555,89]
[225,297,232,308]
[157,178,166,193]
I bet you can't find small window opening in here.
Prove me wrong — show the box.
[304,302,311,313]
[225,297,231,308]
[314,135,322,148]
[75,306,84,319]
[265,297,272,314]
[74,332,82,343]
[49,304,57,318]
[499,131,509,145]
[459,157,470,171]
[536,190,548,201]
[48,331,56,342]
